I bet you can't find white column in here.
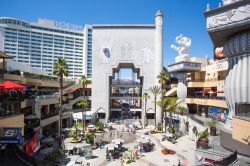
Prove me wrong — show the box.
[155,10,163,125]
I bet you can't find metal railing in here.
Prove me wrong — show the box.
[187,77,225,82]
[187,95,225,101]
[235,102,250,119]
[189,114,206,126]
[110,93,141,97]
[203,151,237,166]
[41,111,59,120]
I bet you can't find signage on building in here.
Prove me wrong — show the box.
[55,21,83,31]
[0,128,22,144]
[25,132,40,156]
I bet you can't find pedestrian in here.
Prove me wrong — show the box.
[178,159,181,166]
[110,132,112,138]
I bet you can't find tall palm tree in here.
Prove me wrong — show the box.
[79,75,88,97]
[76,99,89,134]
[164,97,184,129]
[53,57,69,144]
[149,86,161,126]
[157,70,170,132]
[157,70,170,96]
[142,92,150,128]
[156,97,168,133]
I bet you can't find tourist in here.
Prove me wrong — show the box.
[178,159,181,166]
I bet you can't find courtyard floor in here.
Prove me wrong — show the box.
[64,125,196,166]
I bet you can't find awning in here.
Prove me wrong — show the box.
[1,81,25,90]
[0,128,23,144]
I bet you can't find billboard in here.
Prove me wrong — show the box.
[0,128,22,144]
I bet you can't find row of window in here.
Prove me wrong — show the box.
[1,20,83,36]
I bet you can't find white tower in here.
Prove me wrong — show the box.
[155,10,163,125]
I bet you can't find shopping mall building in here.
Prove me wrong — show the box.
[91,11,163,123]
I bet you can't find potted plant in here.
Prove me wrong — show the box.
[207,119,217,136]
[198,130,209,149]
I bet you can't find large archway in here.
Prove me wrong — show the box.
[109,63,143,121]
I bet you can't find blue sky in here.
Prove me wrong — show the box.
[1,0,222,66]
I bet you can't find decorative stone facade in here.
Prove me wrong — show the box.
[91,11,163,123]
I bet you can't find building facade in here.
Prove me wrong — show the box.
[83,25,92,78]
[92,11,163,123]
[0,17,86,78]
[205,0,250,156]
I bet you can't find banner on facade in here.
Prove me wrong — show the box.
[0,127,22,144]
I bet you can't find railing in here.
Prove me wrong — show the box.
[12,145,62,166]
[0,92,24,101]
[41,111,59,120]
[187,77,225,82]
[189,114,206,126]
[0,111,23,118]
[111,80,141,85]
[110,106,141,109]
[187,95,225,100]
[110,93,141,97]
[235,102,250,120]
[203,151,237,166]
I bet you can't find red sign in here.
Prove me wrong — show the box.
[25,133,40,156]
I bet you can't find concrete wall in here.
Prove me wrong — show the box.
[0,114,24,135]
[232,117,250,144]
[186,98,227,109]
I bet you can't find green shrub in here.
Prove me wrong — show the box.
[95,121,104,131]
[198,130,209,138]
[86,133,95,145]
[167,127,175,134]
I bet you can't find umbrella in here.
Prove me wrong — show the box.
[87,125,96,128]
[137,139,150,144]
[105,144,118,150]
[2,81,25,90]
[112,139,124,144]
[39,148,53,155]
[41,137,54,143]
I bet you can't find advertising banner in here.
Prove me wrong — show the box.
[25,132,40,156]
[0,127,22,144]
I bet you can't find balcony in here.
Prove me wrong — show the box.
[3,70,73,88]
[187,78,225,88]
[110,93,141,99]
[111,80,141,86]
[186,97,227,109]
[167,61,201,73]
[41,110,59,120]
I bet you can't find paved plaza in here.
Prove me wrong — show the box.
[63,125,195,166]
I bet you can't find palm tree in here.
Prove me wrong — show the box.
[76,99,89,135]
[149,86,161,126]
[142,92,150,128]
[157,70,170,96]
[53,57,69,144]
[164,97,184,129]
[156,97,168,133]
[79,75,88,97]
[157,70,170,132]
